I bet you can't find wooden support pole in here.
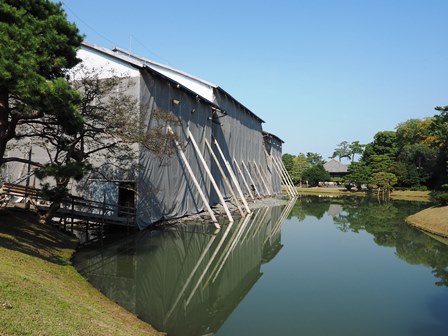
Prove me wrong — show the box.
[254,161,271,195]
[250,161,266,196]
[281,158,298,196]
[213,139,251,214]
[233,157,254,201]
[242,160,261,198]
[258,158,274,195]
[205,139,244,217]
[275,156,298,196]
[188,129,233,223]
[271,155,295,197]
[265,151,277,194]
[167,126,219,228]
[271,156,293,197]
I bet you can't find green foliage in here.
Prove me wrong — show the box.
[371,172,398,191]
[291,154,310,183]
[331,141,351,162]
[362,131,398,164]
[303,164,331,187]
[368,154,394,173]
[410,185,428,191]
[282,153,294,174]
[398,143,437,184]
[0,0,83,163]
[349,141,365,161]
[432,193,448,206]
[344,161,371,190]
[330,177,343,184]
[306,152,325,166]
[35,162,92,182]
[282,152,322,183]
[332,140,366,162]
[432,106,448,150]
[431,184,448,206]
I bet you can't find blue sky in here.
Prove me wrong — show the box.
[60,0,448,159]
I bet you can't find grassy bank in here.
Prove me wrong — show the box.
[0,209,164,336]
[406,206,448,238]
[295,187,431,201]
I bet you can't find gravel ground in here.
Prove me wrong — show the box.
[161,194,291,226]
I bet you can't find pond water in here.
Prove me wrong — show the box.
[73,197,448,336]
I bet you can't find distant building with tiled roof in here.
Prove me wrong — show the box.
[323,159,349,178]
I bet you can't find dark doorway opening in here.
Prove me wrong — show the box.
[118,182,135,217]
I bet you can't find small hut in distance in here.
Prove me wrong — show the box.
[323,159,348,179]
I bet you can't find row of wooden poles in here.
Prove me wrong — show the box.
[167,126,297,228]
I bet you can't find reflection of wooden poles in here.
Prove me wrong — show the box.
[168,126,219,228]
[254,161,271,195]
[213,139,251,214]
[163,230,219,324]
[242,206,268,242]
[188,129,233,223]
[205,139,244,217]
[207,213,254,284]
[233,157,254,201]
[185,219,237,307]
[265,197,296,244]
[242,160,261,198]
[250,206,270,240]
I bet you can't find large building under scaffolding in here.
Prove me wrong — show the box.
[4,42,291,229]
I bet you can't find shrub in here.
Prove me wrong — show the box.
[410,185,428,191]
[434,193,448,206]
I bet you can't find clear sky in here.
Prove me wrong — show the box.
[60,0,448,159]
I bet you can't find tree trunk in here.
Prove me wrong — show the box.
[39,201,61,225]
[0,91,10,164]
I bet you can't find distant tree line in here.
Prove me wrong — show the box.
[282,107,448,199]
[281,152,330,187]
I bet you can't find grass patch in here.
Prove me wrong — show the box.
[0,209,164,336]
[295,187,367,197]
[295,187,431,201]
[406,206,448,238]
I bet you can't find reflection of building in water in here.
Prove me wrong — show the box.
[74,201,295,336]
[326,204,343,218]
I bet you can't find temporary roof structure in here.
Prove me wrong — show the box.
[4,42,291,229]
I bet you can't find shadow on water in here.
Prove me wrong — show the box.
[74,199,295,336]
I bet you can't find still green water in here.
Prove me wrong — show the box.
[74,197,448,336]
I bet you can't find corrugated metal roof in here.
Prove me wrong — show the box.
[262,131,284,144]
[80,42,264,123]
